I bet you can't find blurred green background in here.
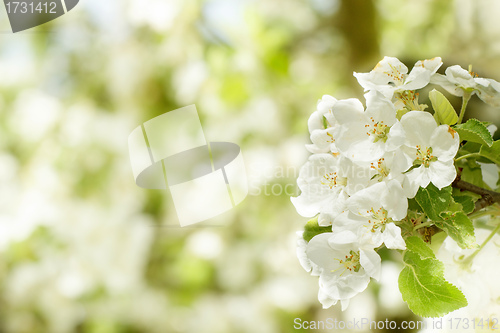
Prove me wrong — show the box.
[0,0,499,332]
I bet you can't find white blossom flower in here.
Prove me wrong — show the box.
[354,56,442,100]
[291,154,351,225]
[296,231,320,276]
[354,150,411,187]
[431,65,500,106]
[333,92,405,162]
[399,111,460,196]
[306,95,340,154]
[305,231,381,307]
[297,232,350,309]
[332,181,407,250]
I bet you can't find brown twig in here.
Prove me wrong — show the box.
[452,178,500,213]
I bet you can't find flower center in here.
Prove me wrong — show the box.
[365,117,390,143]
[383,63,405,85]
[321,172,347,189]
[332,250,361,275]
[394,90,425,111]
[370,157,389,181]
[414,145,437,168]
[365,207,391,232]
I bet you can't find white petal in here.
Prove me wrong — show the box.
[430,73,465,96]
[306,233,337,272]
[365,91,397,127]
[346,182,386,216]
[382,223,406,250]
[360,248,381,281]
[385,121,405,151]
[332,211,366,230]
[430,125,460,161]
[400,111,437,147]
[476,78,500,107]
[332,98,365,125]
[340,299,350,311]
[429,160,457,189]
[317,95,337,114]
[318,287,338,309]
[328,230,358,248]
[319,274,361,300]
[308,111,324,132]
[382,180,408,220]
[403,57,442,91]
[405,165,431,190]
[446,65,475,88]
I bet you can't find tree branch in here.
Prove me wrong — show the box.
[452,178,500,213]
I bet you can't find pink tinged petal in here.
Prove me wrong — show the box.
[382,223,406,250]
[429,159,457,189]
[430,125,460,161]
[382,180,408,220]
[400,111,437,147]
[360,249,381,281]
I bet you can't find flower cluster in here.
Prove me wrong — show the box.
[292,56,500,310]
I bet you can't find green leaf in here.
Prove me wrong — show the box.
[404,236,435,259]
[454,119,494,147]
[303,217,331,242]
[408,198,423,213]
[479,140,500,165]
[460,141,481,154]
[415,184,453,221]
[452,195,475,214]
[399,249,468,317]
[436,211,477,249]
[429,89,458,125]
[460,160,490,189]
